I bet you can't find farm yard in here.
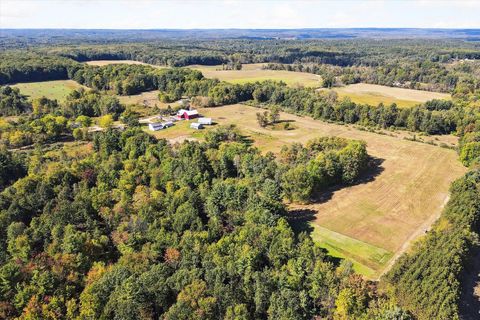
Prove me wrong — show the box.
[149,104,466,278]
[11,80,87,101]
[326,83,452,108]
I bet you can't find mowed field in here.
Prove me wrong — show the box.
[189,63,323,87]
[11,80,87,101]
[150,104,466,278]
[327,83,452,108]
[85,60,165,68]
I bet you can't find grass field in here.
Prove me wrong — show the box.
[85,60,165,68]
[12,80,87,102]
[188,63,322,87]
[326,83,452,108]
[149,104,466,278]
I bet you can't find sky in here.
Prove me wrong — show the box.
[1,0,479,29]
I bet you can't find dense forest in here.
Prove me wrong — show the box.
[0,34,479,319]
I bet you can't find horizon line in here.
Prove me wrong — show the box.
[2,27,480,31]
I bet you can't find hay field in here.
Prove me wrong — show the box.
[329,83,451,108]
[85,60,165,68]
[11,80,87,101]
[188,63,322,87]
[151,104,465,278]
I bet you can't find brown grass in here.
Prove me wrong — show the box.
[188,63,322,87]
[85,60,165,68]
[327,83,451,108]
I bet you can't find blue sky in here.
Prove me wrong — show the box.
[1,0,479,29]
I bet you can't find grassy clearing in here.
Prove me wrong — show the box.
[148,104,466,278]
[326,83,451,108]
[11,80,87,102]
[188,63,322,87]
[85,60,165,68]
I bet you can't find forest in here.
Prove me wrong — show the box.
[2,38,480,94]
[0,34,479,319]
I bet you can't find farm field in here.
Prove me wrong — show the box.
[85,60,165,68]
[188,63,323,87]
[117,90,162,107]
[11,80,87,101]
[327,83,452,108]
[150,104,466,278]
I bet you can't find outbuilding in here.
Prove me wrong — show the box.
[190,122,204,130]
[148,121,174,131]
[162,121,174,128]
[198,117,213,125]
[148,123,164,131]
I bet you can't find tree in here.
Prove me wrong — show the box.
[269,105,280,124]
[281,164,314,203]
[459,142,480,167]
[73,127,86,140]
[164,280,217,320]
[322,74,335,88]
[76,115,92,127]
[98,114,114,128]
[256,111,269,128]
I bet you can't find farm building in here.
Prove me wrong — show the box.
[176,109,199,120]
[190,122,204,130]
[198,117,213,125]
[162,121,174,128]
[148,121,174,131]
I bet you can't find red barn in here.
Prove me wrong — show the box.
[176,109,199,120]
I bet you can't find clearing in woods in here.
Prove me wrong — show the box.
[11,80,87,102]
[327,83,452,108]
[85,60,165,68]
[149,104,466,278]
[188,63,323,87]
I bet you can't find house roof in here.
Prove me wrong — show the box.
[185,110,198,116]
